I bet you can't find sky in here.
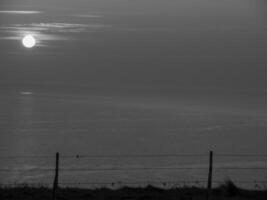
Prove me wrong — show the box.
[0,0,266,116]
[0,1,266,123]
[1,1,266,99]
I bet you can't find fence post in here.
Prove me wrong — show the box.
[207,151,213,199]
[53,152,59,200]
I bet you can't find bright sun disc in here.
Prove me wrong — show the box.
[22,35,36,48]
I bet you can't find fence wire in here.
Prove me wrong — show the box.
[0,152,267,188]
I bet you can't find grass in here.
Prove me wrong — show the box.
[1,181,267,200]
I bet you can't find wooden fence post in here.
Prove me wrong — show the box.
[207,151,213,199]
[53,152,59,200]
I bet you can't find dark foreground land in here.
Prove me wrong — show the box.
[1,183,267,200]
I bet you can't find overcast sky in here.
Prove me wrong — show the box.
[0,0,267,109]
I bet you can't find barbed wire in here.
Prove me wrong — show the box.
[1,167,267,172]
[58,181,267,185]
[1,153,267,188]
[215,154,267,157]
[1,180,267,187]
[1,153,267,159]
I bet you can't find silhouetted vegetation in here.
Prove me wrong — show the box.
[1,182,267,200]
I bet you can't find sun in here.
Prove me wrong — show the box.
[22,35,36,48]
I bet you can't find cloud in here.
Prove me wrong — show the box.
[0,23,109,47]
[31,23,105,32]
[0,10,42,15]
[72,14,103,18]
[1,23,102,33]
